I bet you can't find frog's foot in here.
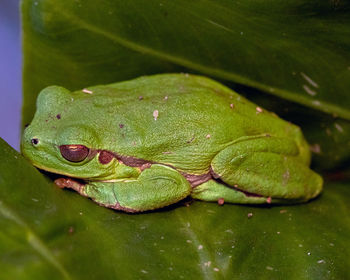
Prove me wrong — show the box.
[55,178,86,194]
[66,164,191,212]
[192,136,323,204]
[192,179,270,204]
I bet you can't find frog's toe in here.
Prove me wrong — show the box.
[54,177,85,193]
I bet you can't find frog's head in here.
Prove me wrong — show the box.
[21,86,119,181]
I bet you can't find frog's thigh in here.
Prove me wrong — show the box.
[83,164,191,212]
[210,137,323,202]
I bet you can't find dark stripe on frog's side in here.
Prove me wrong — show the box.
[97,149,153,170]
[180,172,212,187]
[97,149,210,185]
[98,150,152,170]
[95,149,263,198]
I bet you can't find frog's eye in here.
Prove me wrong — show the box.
[59,145,89,162]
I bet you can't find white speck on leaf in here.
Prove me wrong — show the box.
[300,72,319,88]
[329,243,334,246]
[317,260,325,264]
[334,123,344,133]
[204,261,212,267]
[230,103,234,109]
[266,266,274,271]
[213,268,220,272]
[82,88,93,94]
[298,244,303,247]
[186,240,192,243]
[247,213,253,218]
[256,107,263,114]
[303,85,317,96]
[312,100,321,106]
[164,96,168,100]
[153,110,159,120]
[206,134,211,139]
[307,252,311,256]
[198,245,203,250]
[141,270,148,274]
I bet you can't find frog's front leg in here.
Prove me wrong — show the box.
[56,164,191,212]
[192,136,323,204]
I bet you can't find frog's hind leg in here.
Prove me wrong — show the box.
[57,164,191,212]
[191,179,269,204]
[192,136,323,204]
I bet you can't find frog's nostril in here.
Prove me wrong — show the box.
[31,138,39,145]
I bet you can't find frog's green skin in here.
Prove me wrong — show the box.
[21,74,323,212]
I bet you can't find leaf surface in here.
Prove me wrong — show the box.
[1,138,349,279]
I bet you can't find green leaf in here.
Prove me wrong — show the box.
[22,0,350,123]
[1,138,349,279]
[18,0,350,277]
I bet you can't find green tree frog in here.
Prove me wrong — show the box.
[21,74,323,212]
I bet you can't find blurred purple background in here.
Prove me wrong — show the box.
[0,0,21,150]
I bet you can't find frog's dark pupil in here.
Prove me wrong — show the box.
[31,138,39,145]
[60,145,89,162]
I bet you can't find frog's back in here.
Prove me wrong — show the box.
[71,74,308,174]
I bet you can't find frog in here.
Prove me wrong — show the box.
[21,73,323,212]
